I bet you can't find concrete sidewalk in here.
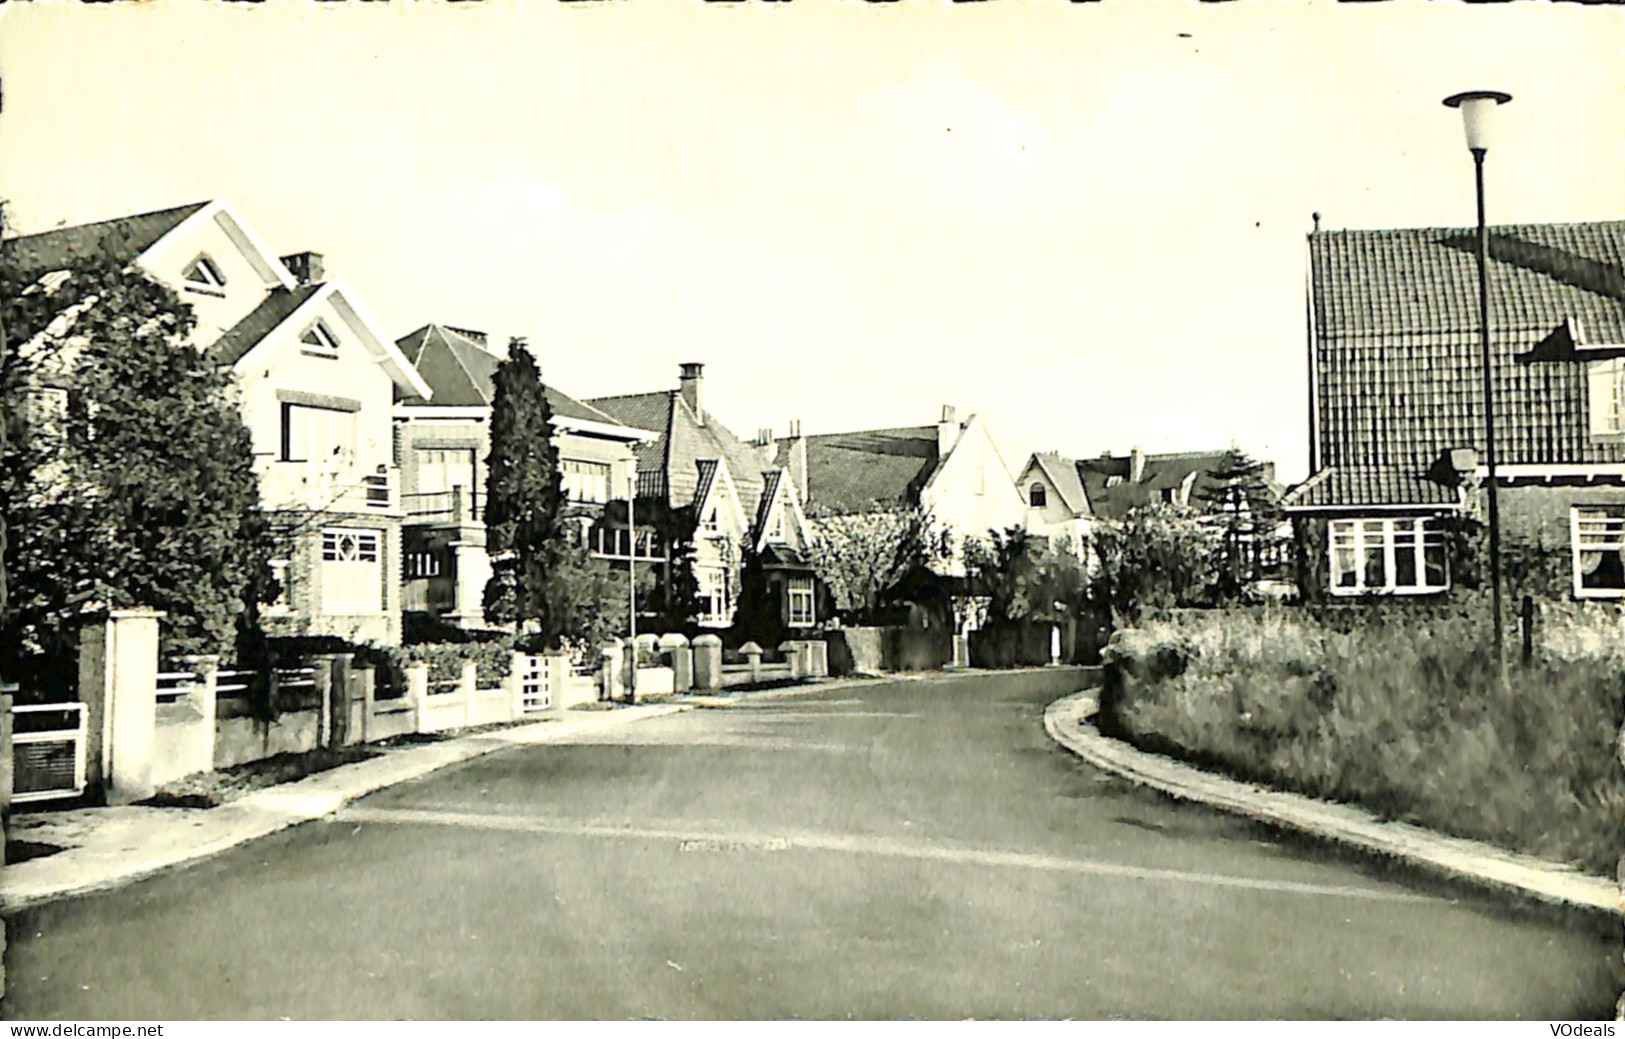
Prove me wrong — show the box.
[1,702,691,911]
[1045,691,1622,918]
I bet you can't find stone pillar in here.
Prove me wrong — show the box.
[406,662,431,734]
[779,641,803,679]
[802,640,828,678]
[600,639,624,703]
[78,609,165,805]
[659,633,692,693]
[741,641,763,684]
[544,651,572,711]
[460,659,479,727]
[1050,624,1062,666]
[509,652,531,719]
[178,654,219,777]
[692,634,723,691]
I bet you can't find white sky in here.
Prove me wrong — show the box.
[3,0,1623,482]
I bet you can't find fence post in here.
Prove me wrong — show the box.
[0,687,9,1001]
[693,634,723,691]
[659,633,692,693]
[96,609,165,805]
[779,641,803,679]
[741,641,763,684]
[600,639,623,703]
[509,652,528,720]
[406,663,431,734]
[460,659,479,728]
[1520,595,1535,666]
[179,654,219,776]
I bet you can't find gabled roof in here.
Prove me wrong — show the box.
[1281,465,1461,510]
[1076,450,1237,521]
[397,324,635,427]
[210,284,326,366]
[588,389,769,517]
[2,202,209,271]
[1025,451,1090,516]
[776,425,943,515]
[1310,221,1625,477]
[755,469,785,535]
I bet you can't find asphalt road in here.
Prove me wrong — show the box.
[3,672,1620,1019]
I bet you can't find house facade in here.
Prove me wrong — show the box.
[777,405,1026,576]
[588,363,821,631]
[1283,220,1625,603]
[393,324,655,630]
[6,200,431,646]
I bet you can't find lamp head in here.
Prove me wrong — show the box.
[1443,90,1512,153]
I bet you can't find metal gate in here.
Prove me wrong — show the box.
[11,702,89,804]
[516,655,550,713]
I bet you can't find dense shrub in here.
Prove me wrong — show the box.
[1101,605,1625,875]
[405,640,513,687]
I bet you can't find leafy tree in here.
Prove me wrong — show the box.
[482,347,567,645]
[545,544,655,656]
[1087,503,1222,623]
[640,499,702,633]
[966,527,1088,625]
[1194,448,1282,596]
[805,503,951,622]
[0,253,272,695]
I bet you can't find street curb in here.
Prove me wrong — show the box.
[0,703,689,912]
[1044,690,1623,919]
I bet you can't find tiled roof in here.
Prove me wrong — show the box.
[398,324,629,425]
[587,389,769,519]
[1311,221,1625,477]
[776,425,942,515]
[1076,451,1235,520]
[2,202,208,271]
[210,284,326,366]
[1026,451,1090,516]
[755,469,785,536]
[692,459,719,518]
[1281,466,1461,510]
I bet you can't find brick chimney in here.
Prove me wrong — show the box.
[785,419,808,502]
[1130,445,1146,484]
[679,362,704,424]
[754,427,777,469]
[280,251,324,286]
[937,405,960,457]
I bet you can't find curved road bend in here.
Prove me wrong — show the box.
[3,672,1619,1019]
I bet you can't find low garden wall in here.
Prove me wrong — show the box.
[1099,604,1625,876]
[215,708,322,771]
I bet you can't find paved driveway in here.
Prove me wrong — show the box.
[3,673,1618,1019]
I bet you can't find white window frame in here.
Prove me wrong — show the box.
[1327,517,1449,596]
[697,565,732,626]
[182,254,227,297]
[320,527,383,614]
[1029,482,1047,508]
[265,559,292,615]
[1571,506,1625,598]
[562,458,612,504]
[281,404,356,464]
[702,507,720,535]
[300,319,341,359]
[787,575,815,627]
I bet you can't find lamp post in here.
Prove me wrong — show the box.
[627,469,638,704]
[1443,90,1512,667]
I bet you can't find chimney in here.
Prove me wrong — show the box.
[786,419,808,502]
[937,404,959,457]
[1130,445,1146,484]
[508,335,529,359]
[679,362,705,424]
[280,251,324,286]
[754,427,776,469]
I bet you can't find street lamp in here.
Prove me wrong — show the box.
[1443,89,1512,666]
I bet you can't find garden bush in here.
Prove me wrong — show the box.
[1101,605,1625,876]
[405,640,513,687]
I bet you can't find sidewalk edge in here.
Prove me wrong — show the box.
[1044,690,1623,919]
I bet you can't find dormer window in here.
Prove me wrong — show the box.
[1029,482,1047,508]
[768,510,784,541]
[300,319,341,359]
[182,255,227,297]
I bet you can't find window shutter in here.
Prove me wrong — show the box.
[1587,359,1616,437]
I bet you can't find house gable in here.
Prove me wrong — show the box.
[754,468,811,553]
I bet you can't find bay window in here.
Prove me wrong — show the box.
[697,565,732,626]
[787,575,816,627]
[1572,507,1625,597]
[1328,517,1447,595]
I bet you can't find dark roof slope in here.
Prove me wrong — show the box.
[1076,451,1237,520]
[398,324,627,424]
[3,202,209,272]
[1311,221,1625,476]
[1282,465,1460,510]
[588,389,770,517]
[777,426,941,515]
[210,283,325,366]
[1026,451,1089,515]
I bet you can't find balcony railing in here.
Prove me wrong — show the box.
[588,525,664,562]
[404,486,481,524]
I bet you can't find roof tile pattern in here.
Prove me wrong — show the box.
[1281,465,1460,509]
[1312,223,1625,482]
[1076,451,1237,520]
[589,390,770,519]
[398,324,627,425]
[775,426,941,515]
[210,284,325,366]
[3,202,209,271]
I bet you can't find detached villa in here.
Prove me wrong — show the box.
[1283,219,1625,602]
[6,200,431,645]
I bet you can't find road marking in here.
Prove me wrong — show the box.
[336,806,1438,905]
